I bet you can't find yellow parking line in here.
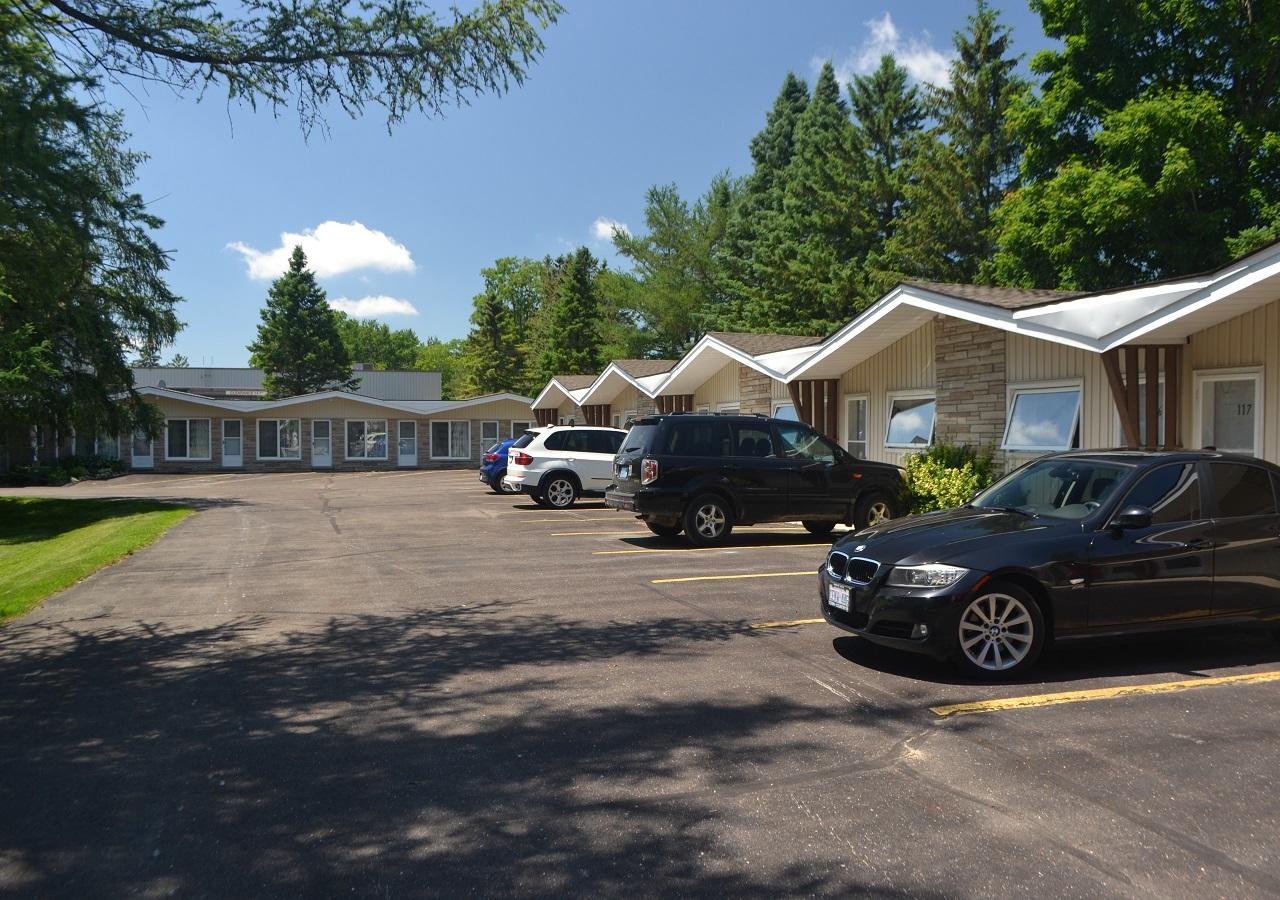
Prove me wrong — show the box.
[653,571,813,584]
[593,543,822,556]
[930,669,1280,719]
[551,530,651,537]
[749,617,826,629]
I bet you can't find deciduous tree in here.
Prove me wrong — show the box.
[334,314,422,369]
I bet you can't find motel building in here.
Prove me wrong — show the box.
[9,366,534,473]
[533,239,1280,470]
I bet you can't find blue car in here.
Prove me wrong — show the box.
[479,438,521,494]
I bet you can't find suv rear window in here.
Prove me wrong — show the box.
[621,424,658,453]
[511,432,536,449]
[661,420,731,457]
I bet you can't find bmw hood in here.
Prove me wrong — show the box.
[833,505,1072,567]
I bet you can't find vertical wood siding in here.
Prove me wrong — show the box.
[1004,334,1113,468]
[692,362,741,409]
[835,320,935,466]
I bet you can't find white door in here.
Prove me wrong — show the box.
[130,429,153,469]
[398,420,418,467]
[571,429,619,490]
[222,419,243,467]
[312,420,332,467]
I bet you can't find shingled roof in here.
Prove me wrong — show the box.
[903,281,1083,310]
[551,374,599,391]
[611,359,676,378]
[707,332,822,355]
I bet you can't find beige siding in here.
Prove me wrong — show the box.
[835,321,935,466]
[1004,334,1113,467]
[692,362,741,409]
[771,379,790,403]
[1184,298,1280,463]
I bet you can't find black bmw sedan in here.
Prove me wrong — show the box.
[820,450,1280,678]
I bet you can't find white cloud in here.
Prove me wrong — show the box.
[228,220,416,280]
[330,295,420,317]
[827,11,953,88]
[591,217,629,241]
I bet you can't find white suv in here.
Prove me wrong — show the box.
[504,425,627,508]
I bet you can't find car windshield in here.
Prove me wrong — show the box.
[972,458,1132,519]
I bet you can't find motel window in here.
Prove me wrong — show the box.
[258,419,302,459]
[717,403,740,416]
[1196,370,1264,456]
[884,393,936,448]
[623,409,637,427]
[166,418,211,460]
[481,421,500,449]
[773,402,800,421]
[346,420,388,459]
[1003,383,1082,453]
[511,420,534,437]
[612,414,621,429]
[845,395,868,458]
[431,420,471,459]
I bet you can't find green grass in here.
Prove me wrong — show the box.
[0,497,193,622]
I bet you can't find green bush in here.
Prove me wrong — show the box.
[905,444,998,513]
[45,466,70,486]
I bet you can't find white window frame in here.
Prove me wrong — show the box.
[717,402,740,415]
[843,393,869,457]
[344,419,389,461]
[164,418,212,461]
[430,420,472,460]
[696,405,710,414]
[1193,367,1265,456]
[257,418,302,460]
[511,420,533,438]
[1001,379,1084,453]
[884,390,937,449]
[612,414,621,429]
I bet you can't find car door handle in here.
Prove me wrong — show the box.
[1181,539,1213,550]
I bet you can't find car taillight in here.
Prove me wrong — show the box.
[483,452,498,463]
[641,458,658,485]
[511,451,533,466]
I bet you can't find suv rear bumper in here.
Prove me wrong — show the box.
[605,487,683,522]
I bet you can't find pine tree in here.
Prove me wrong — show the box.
[711,73,808,329]
[533,247,603,383]
[247,247,357,398]
[465,285,518,394]
[756,62,872,333]
[849,54,925,245]
[887,1,1028,284]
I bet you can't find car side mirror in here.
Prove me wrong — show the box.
[1112,505,1152,530]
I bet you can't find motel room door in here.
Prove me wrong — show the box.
[130,429,153,469]
[222,420,243,466]
[398,420,418,467]
[312,420,332,467]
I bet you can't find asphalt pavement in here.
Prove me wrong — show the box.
[1,470,1278,897]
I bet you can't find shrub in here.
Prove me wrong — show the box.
[905,444,998,514]
[45,466,70,486]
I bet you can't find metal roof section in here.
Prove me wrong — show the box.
[131,366,442,401]
[135,386,530,416]
[577,359,676,404]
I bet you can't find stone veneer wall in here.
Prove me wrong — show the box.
[933,317,1007,468]
[738,365,774,415]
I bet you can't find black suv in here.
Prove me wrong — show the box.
[605,413,906,545]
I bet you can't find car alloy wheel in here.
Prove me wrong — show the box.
[958,591,1035,673]
[693,502,726,539]
[866,500,892,527]
[498,473,520,494]
[545,478,576,508]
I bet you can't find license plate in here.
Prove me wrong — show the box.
[618,465,630,480]
[827,583,850,612]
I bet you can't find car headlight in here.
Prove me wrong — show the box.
[885,564,969,588]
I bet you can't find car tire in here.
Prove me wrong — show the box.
[496,470,520,494]
[645,521,683,538]
[853,490,895,530]
[542,474,578,509]
[802,520,836,535]
[683,494,733,547]
[951,581,1046,680]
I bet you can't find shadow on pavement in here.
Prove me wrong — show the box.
[0,602,927,897]
[832,626,1280,687]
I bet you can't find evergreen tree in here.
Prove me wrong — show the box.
[165,353,191,367]
[756,62,872,333]
[711,73,808,329]
[849,54,925,245]
[465,285,518,394]
[533,247,603,383]
[247,247,357,398]
[886,0,1029,284]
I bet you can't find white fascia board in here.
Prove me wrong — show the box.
[136,386,242,410]
[655,335,790,396]
[634,372,667,396]
[578,365,657,405]
[531,380,572,409]
[421,392,534,415]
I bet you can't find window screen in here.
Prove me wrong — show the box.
[1120,464,1202,524]
[1210,463,1277,518]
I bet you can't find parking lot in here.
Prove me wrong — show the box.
[3,470,1280,896]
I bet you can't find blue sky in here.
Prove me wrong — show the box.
[105,0,1050,366]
